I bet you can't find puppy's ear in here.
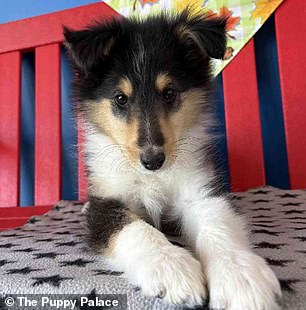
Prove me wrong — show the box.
[63,20,121,72]
[177,10,227,60]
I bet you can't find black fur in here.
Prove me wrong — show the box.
[64,9,227,114]
[86,197,131,251]
[137,112,165,148]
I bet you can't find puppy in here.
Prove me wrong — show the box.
[64,10,281,309]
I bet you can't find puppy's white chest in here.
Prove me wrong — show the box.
[129,174,169,205]
[126,174,171,227]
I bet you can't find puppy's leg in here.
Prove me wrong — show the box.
[86,196,206,307]
[176,193,281,310]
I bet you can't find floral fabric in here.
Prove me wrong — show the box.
[103,0,285,75]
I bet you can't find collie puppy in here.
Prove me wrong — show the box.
[64,10,281,309]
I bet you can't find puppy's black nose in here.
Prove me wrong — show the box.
[140,151,165,171]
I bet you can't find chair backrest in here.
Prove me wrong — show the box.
[222,0,306,192]
[0,3,119,207]
[0,1,305,209]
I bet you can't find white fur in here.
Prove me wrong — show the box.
[84,120,212,226]
[82,201,90,214]
[175,190,281,310]
[84,118,281,309]
[110,220,206,306]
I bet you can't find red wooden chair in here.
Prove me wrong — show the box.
[0,3,119,230]
[223,0,306,192]
[0,0,305,230]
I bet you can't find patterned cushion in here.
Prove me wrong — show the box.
[0,186,305,309]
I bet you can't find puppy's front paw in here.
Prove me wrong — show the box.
[135,245,207,307]
[207,251,281,310]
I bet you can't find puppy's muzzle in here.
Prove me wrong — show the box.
[140,148,165,171]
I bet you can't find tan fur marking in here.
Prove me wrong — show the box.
[118,77,133,97]
[87,87,204,169]
[88,99,139,166]
[159,88,205,164]
[103,36,116,57]
[156,73,172,92]
[176,88,205,132]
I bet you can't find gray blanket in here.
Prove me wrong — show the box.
[0,186,305,309]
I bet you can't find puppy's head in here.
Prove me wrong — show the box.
[64,10,227,172]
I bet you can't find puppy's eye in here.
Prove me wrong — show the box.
[162,88,176,103]
[114,94,128,108]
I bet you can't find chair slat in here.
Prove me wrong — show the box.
[0,218,31,230]
[0,205,53,230]
[222,39,265,191]
[0,3,119,54]
[275,0,306,189]
[35,44,61,205]
[0,205,53,217]
[0,51,21,207]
